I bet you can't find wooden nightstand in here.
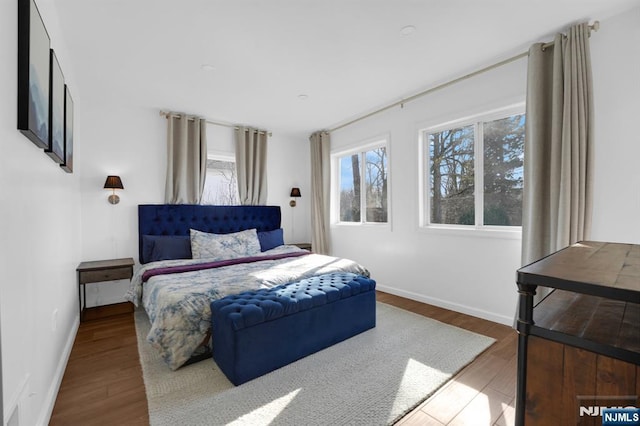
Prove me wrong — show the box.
[77,257,134,322]
[292,243,312,251]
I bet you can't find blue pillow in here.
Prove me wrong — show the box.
[257,228,284,252]
[142,235,192,263]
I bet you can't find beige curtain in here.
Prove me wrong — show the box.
[522,22,594,268]
[235,126,268,205]
[164,113,207,204]
[309,131,331,254]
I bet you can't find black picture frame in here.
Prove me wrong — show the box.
[46,49,64,164]
[17,0,51,149]
[61,85,74,173]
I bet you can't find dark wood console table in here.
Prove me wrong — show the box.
[515,241,639,425]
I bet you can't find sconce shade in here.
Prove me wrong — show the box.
[290,187,301,197]
[104,175,124,205]
[104,175,124,190]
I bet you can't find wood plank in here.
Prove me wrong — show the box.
[596,354,637,397]
[524,336,564,425]
[533,292,639,355]
[396,410,445,426]
[421,354,505,424]
[82,301,134,321]
[485,331,517,361]
[487,354,517,399]
[547,293,600,336]
[518,242,639,301]
[581,298,626,346]
[615,272,640,292]
[448,387,512,426]
[49,312,148,425]
[561,345,597,426]
[618,302,640,353]
[532,289,578,325]
[493,399,515,426]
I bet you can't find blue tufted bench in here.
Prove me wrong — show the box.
[211,272,376,385]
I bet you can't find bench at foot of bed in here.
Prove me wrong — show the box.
[211,272,376,386]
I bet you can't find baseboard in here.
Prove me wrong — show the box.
[3,374,29,426]
[36,315,79,426]
[376,284,515,326]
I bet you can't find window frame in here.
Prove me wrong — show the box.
[332,136,390,226]
[419,105,524,235]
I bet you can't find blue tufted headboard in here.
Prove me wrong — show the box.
[138,204,282,264]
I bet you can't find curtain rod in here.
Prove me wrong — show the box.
[159,111,272,136]
[328,21,599,133]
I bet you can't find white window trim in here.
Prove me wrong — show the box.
[331,134,391,226]
[418,104,524,236]
[207,152,235,163]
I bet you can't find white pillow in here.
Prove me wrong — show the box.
[190,228,261,261]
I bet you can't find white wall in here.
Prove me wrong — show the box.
[330,60,526,325]
[590,6,640,244]
[0,1,82,425]
[329,5,640,325]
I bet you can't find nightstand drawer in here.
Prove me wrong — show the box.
[79,267,132,284]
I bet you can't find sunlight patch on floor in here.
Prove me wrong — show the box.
[391,358,449,419]
[228,388,301,425]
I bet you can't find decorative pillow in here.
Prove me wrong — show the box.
[257,228,284,252]
[190,228,261,260]
[142,235,192,263]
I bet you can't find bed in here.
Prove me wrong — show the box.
[125,204,370,370]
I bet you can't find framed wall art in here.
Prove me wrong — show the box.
[46,49,65,164]
[61,85,74,173]
[17,0,51,149]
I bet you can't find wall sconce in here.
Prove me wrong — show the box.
[104,175,124,204]
[289,187,301,207]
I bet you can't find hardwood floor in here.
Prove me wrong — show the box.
[50,310,148,425]
[50,292,517,425]
[377,293,518,426]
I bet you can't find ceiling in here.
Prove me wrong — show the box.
[50,0,639,137]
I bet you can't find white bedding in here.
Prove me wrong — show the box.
[124,245,369,370]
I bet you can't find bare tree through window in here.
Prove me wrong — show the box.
[365,147,387,222]
[483,114,524,226]
[339,144,388,223]
[426,112,524,227]
[201,159,239,205]
[429,125,475,225]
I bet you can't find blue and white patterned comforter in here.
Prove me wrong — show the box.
[124,245,369,370]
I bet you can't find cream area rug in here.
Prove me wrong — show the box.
[135,302,495,426]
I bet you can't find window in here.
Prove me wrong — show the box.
[337,143,388,224]
[428,125,475,225]
[423,110,524,228]
[201,158,239,205]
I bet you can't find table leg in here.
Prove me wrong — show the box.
[78,271,82,321]
[515,283,536,426]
